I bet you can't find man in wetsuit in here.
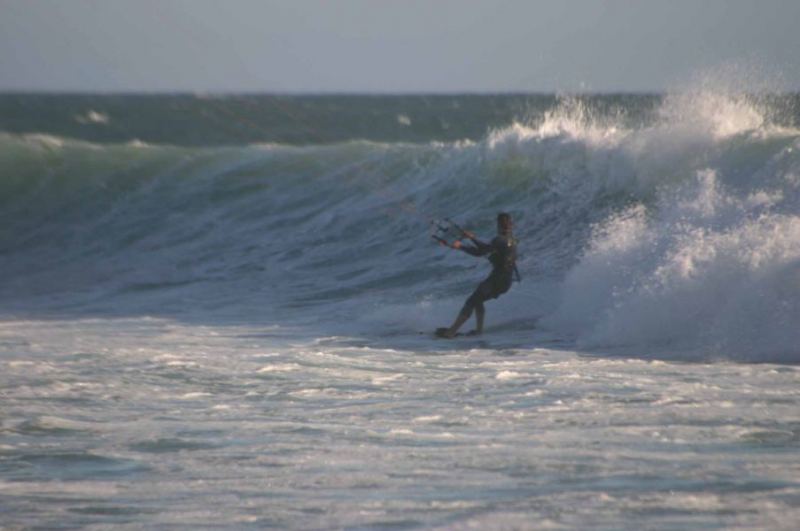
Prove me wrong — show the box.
[436,212,518,338]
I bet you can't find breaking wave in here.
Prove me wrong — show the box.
[2,88,799,362]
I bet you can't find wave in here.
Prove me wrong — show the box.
[1,90,799,362]
[0,93,570,146]
[535,92,800,363]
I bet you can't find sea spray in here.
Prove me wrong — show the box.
[539,89,800,362]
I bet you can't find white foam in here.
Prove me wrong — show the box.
[256,363,300,373]
[496,370,524,380]
[412,414,442,423]
[74,110,110,125]
[179,392,213,399]
[548,169,800,362]
[371,373,404,384]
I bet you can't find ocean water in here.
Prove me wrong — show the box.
[1,87,800,529]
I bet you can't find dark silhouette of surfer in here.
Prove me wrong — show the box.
[436,213,518,338]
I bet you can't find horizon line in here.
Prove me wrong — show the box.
[3,89,799,98]
[0,89,671,97]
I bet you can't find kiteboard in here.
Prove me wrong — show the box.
[433,327,481,339]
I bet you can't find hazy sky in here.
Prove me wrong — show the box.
[1,0,799,93]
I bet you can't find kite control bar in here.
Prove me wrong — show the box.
[430,218,476,248]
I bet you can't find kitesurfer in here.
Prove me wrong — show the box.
[435,213,518,338]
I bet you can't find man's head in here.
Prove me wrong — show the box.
[497,212,512,234]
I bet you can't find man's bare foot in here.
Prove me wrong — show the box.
[465,329,482,336]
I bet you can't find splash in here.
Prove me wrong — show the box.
[545,131,800,362]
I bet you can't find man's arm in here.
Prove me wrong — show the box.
[453,238,494,256]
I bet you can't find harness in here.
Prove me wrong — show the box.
[489,235,521,282]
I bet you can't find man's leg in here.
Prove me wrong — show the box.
[439,280,496,338]
[442,309,470,338]
[473,302,485,335]
[445,284,492,337]
[442,291,479,338]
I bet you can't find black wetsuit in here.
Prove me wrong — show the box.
[458,233,517,318]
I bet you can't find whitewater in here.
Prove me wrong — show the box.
[1,89,799,529]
